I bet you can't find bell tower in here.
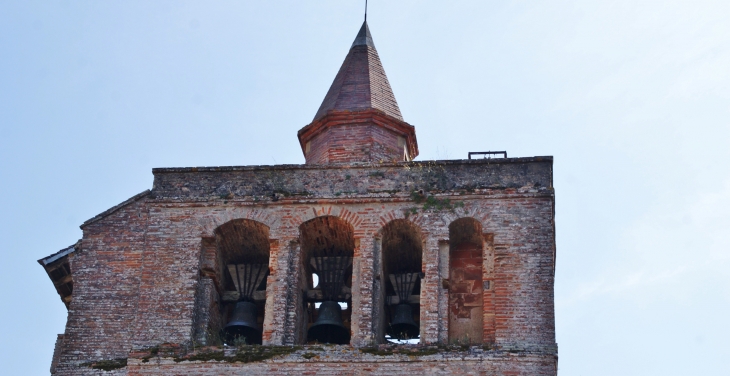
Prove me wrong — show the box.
[298,21,419,164]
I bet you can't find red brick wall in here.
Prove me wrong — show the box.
[305,123,403,164]
[49,159,557,375]
[449,242,484,344]
[56,198,148,372]
[126,349,557,375]
[298,109,418,164]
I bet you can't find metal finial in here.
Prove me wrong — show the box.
[365,0,368,21]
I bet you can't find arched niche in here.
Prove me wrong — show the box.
[379,219,423,343]
[215,219,271,345]
[448,217,483,345]
[299,216,355,344]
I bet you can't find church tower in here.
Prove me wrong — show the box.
[298,21,418,164]
[39,19,557,376]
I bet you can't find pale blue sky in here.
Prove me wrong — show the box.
[1,1,729,375]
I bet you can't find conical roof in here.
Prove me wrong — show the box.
[312,21,403,122]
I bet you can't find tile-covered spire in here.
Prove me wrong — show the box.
[299,21,417,164]
[312,21,402,122]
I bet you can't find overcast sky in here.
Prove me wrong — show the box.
[1,1,729,375]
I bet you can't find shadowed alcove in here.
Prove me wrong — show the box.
[448,217,484,344]
[379,219,423,343]
[215,219,271,345]
[299,216,354,344]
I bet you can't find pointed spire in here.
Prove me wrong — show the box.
[351,21,375,49]
[299,21,418,165]
[312,21,402,122]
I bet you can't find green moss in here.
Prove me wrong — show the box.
[366,189,398,194]
[410,190,427,203]
[139,345,169,363]
[360,347,394,356]
[402,207,419,218]
[173,346,301,364]
[360,346,439,357]
[82,358,127,371]
[422,196,463,211]
[175,350,226,363]
[273,189,312,198]
[410,191,465,212]
[301,352,318,359]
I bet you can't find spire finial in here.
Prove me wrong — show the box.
[365,0,368,22]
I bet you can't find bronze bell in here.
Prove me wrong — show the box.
[308,301,350,344]
[388,303,419,340]
[224,301,262,345]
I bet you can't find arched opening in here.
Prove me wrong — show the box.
[215,219,271,345]
[448,218,483,345]
[299,216,354,344]
[380,219,423,344]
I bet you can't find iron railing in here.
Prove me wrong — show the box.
[468,151,507,159]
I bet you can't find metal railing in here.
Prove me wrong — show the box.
[468,151,507,159]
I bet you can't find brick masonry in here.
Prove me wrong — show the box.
[299,20,417,165]
[42,19,558,376]
[298,109,418,164]
[126,346,557,375]
[47,157,557,375]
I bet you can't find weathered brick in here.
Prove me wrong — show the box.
[40,20,558,376]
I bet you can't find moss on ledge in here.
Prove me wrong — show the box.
[360,345,443,357]
[174,346,302,364]
[81,358,128,371]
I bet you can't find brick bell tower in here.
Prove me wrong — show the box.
[298,21,419,164]
[39,15,558,376]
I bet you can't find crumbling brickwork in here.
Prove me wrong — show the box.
[45,157,557,375]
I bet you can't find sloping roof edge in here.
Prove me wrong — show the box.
[38,242,79,266]
[80,190,150,229]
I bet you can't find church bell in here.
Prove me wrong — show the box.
[308,301,350,344]
[307,256,353,344]
[223,301,262,345]
[387,273,421,340]
[388,303,419,340]
[223,264,268,345]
